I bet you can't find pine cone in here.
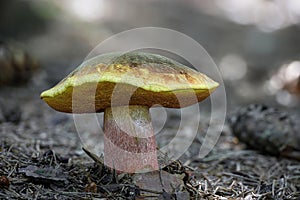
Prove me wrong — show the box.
[229,104,300,160]
[0,40,38,86]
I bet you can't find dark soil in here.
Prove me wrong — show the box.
[1,79,300,200]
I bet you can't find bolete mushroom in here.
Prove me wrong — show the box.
[40,52,219,173]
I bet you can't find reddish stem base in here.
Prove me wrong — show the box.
[103,106,158,173]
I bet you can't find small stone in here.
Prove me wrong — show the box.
[85,182,97,193]
[0,175,10,189]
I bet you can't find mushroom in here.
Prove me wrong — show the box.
[40,52,219,173]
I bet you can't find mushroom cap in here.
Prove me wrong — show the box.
[41,52,219,113]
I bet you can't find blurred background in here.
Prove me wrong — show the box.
[0,0,300,167]
[1,2,299,198]
[1,0,300,110]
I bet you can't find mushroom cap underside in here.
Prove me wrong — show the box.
[41,52,219,113]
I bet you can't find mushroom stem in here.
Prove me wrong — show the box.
[103,105,159,173]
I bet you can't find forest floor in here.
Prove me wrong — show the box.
[0,79,299,200]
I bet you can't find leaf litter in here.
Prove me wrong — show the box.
[0,89,300,199]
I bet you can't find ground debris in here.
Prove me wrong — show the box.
[1,101,300,199]
[0,139,101,199]
[19,165,68,184]
[189,149,300,199]
[0,139,204,199]
[132,170,188,199]
[1,136,300,200]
